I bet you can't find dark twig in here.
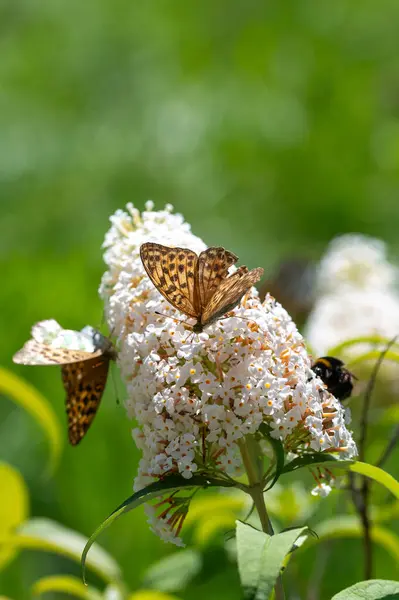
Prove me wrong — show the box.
[360,478,372,579]
[349,335,398,580]
[358,335,398,461]
[376,423,399,468]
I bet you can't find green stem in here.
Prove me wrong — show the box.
[251,484,274,536]
[239,437,285,600]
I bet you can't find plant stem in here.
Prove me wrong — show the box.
[376,423,399,468]
[239,438,285,600]
[351,337,397,579]
[359,335,397,461]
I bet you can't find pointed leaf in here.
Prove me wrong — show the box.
[15,518,121,584]
[258,424,285,491]
[348,350,399,368]
[129,592,182,600]
[0,462,29,570]
[332,579,399,599]
[236,523,267,597]
[82,474,235,584]
[302,516,399,564]
[327,336,399,356]
[349,462,399,499]
[0,368,62,475]
[31,575,102,599]
[194,512,238,547]
[282,453,353,474]
[142,549,201,592]
[236,521,308,599]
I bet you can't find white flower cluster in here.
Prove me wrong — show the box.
[100,203,357,544]
[305,234,399,356]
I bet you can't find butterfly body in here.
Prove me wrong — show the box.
[13,320,116,445]
[140,243,263,331]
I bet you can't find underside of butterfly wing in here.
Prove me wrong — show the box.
[201,267,264,326]
[140,242,201,318]
[62,354,111,445]
[13,340,100,365]
[197,246,238,308]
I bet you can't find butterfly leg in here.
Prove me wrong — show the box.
[182,330,196,344]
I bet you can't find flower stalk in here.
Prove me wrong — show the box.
[239,436,285,600]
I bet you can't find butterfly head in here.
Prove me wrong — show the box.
[80,326,115,356]
[192,322,204,334]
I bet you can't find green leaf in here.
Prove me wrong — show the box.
[0,367,62,476]
[282,453,353,474]
[236,521,308,599]
[81,474,235,584]
[129,592,182,600]
[31,575,102,599]
[13,518,121,584]
[327,336,399,357]
[303,516,399,564]
[382,405,399,424]
[372,500,399,523]
[0,462,29,571]
[194,512,238,547]
[349,462,399,499]
[258,424,285,491]
[142,549,202,592]
[185,492,246,526]
[331,579,399,599]
[185,491,247,546]
[381,405,399,424]
[103,585,126,600]
[347,350,399,368]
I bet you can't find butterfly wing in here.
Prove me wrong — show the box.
[13,340,101,365]
[197,247,238,308]
[140,242,200,318]
[201,266,264,326]
[62,354,111,445]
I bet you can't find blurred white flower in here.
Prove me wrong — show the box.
[100,203,356,545]
[305,234,399,356]
[316,234,398,294]
[311,482,333,498]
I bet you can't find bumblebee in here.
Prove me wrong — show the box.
[312,356,354,401]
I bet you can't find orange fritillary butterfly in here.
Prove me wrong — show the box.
[140,243,264,332]
[13,320,117,445]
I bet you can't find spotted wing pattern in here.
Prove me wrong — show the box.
[201,266,264,326]
[62,355,111,445]
[140,242,200,318]
[13,340,101,365]
[197,247,238,308]
[13,329,115,445]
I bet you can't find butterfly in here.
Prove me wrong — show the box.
[140,243,264,333]
[13,320,117,445]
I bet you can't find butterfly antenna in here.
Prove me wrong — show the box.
[183,330,197,344]
[154,311,189,325]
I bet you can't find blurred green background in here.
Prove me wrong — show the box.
[2,1,399,598]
